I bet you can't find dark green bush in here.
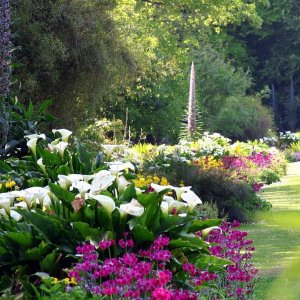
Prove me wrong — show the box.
[163,161,270,222]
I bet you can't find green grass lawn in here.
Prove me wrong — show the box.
[241,162,300,300]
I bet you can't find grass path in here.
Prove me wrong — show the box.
[241,162,300,300]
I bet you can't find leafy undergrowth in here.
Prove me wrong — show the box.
[241,162,300,300]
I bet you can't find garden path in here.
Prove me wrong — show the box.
[242,162,300,300]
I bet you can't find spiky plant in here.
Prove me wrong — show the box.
[0,0,12,98]
[0,0,12,147]
[180,61,203,141]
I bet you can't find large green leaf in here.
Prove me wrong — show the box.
[49,183,75,211]
[16,210,61,243]
[195,255,233,272]
[133,225,154,244]
[72,222,101,241]
[0,160,13,173]
[119,183,136,203]
[0,275,13,292]
[6,231,33,249]
[40,248,58,273]
[187,219,221,233]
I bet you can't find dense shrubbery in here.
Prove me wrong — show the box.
[0,129,260,298]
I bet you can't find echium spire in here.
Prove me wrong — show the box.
[0,0,12,98]
[187,61,196,138]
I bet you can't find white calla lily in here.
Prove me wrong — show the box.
[173,186,192,200]
[119,199,144,217]
[71,181,91,197]
[88,194,116,215]
[90,174,115,194]
[0,198,11,214]
[27,138,38,159]
[181,191,202,211]
[164,195,188,212]
[107,161,135,175]
[102,144,120,156]
[37,157,47,175]
[52,129,72,142]
[160,201,169,214]
[116,176,130,193]
[58,174,84,190]
[10,209,22,221]
[24,133,46,140]
[150,183,171,193]
[24,187,50,208]
[48,141,68,157]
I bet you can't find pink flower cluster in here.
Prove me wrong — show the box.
[206,220,258,298]
[66,226,258,299]
[222,152,276,192]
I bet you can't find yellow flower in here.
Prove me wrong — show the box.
[52,277,59,284]
[179,181,185,187]
[63,278,70,284]
[5,181,16,189]
[160,177,169,186]
[16,197,25,202]
[70,277,77,285]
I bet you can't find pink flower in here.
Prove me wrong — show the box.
[152,287,172,300]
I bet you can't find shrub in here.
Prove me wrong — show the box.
[211,96,274,141]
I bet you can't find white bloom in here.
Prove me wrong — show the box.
[27,138,39,158]
[37,157,47,174]
[58,174,84,189]
[24,187,51,208]
[102,145,120,156]
[10,209,22,221]
[48,141,68,157]
[150,183,171,193]
[173,186,192,200]
[0,198,11,214]
[119,199,144,217]
[164,195,188,212]
[24,133,46,140]
[88,194,116,215]
[116,176,130,193]
[52,129,72,142]
[135,188,143,195]
[181,191,202,211]
[90,173,115,194]
[160,201,169,214]
[107,161,135,175]
[70,181,91,197]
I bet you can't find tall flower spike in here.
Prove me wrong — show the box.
[187,61,196,139]
[0,0,12,98]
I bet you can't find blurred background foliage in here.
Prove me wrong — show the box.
[5,0,300,143]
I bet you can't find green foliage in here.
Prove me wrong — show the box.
[210,95,274,141]
[0,98,55,159]
[12,0,135,129]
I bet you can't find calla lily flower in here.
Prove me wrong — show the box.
[163,195,188,212]
[90,174,116,194]
[88,194,116,215]
[102,145,120,156]
[119,199,144,217]
[173,186,192,200]
[150,183,171,193]
[70,181,91,197]
[181,190,202,211]
[24,133,46,140]
[52,129,72,142]
[58,174,84,190]
[10,209,22,221]
[27,138,39,159]
[116,176,130,193]
[0,198,11,214]
[48,141,68,157]
[37,158,47,175]
[24,187,51,208]
[107,161,135,175]
[160,201,169,214]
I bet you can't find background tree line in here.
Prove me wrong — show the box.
[9,0,300,143]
